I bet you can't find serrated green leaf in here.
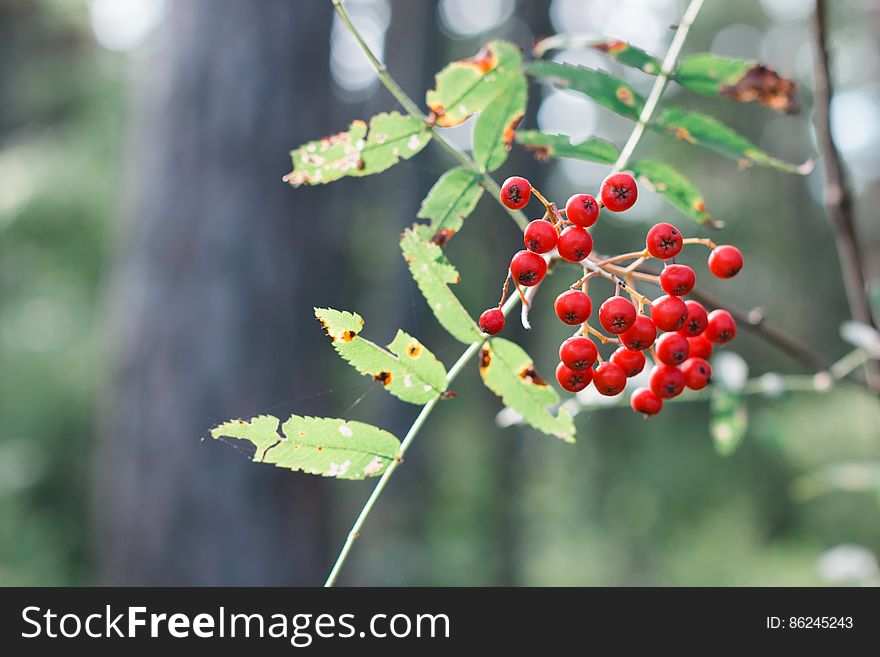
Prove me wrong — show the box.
[426,41,523,127]
[400,226,483,345]
[630,159,715,226]
[417,167,484,242]
[533,35,662,75]
[479,337,575,442]
[710,388,748,456]
[674,53,799,114]
[473,75,527,171]
[315,308,447,405]
[284,112,431,187]
[516,130,619,165]
[527,61,645,121]
[652,107,813,174]
[211,414,399,480]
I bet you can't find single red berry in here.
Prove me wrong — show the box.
[556,362,592,393]
[655,332,690,366]
[478,308,504,335]
[593,361,627,396]
[523,219,558,254]
[688,335,714,359]
[598,296,637,334]
[620,314,657,351]
[600,172,638,212]
[650,294,689,332]
[610,346,646,377]
[649,364,686,399]
[509,250,547,287]
[681,357,712,390]
[705,309,736,344]
[660,264,696,296]
[554,290,592,325]
[631,387,663,415]
[559,336,598,371]
[678,300,708,337]
[645,222,683,259]
[565,193,600,228]
[500,176,531,210]
[708,245,743,279]
[557,226,593,262]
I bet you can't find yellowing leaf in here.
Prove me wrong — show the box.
[473,75,528,171]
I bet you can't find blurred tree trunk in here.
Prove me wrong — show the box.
[94,0,339,585]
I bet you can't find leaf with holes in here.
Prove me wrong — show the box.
[652,107,813,174]
[516,130,619,164]
[417,167,484,243]
[315,308,447,405]
[710,388,748,456]
[674,53,799,114]
[426,41,523,128]
[631,159,715,226]
[479,337,575,443]
[284,112,431,187]
[211,414,400,480]
[527,61,645,121]
[400,226,483,345]
[473,75,528,171]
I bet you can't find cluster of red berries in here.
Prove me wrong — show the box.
[478,173,744,417]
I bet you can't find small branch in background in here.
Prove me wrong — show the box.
[811,0,880,391]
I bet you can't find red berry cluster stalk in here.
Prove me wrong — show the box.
[481,174,745,417]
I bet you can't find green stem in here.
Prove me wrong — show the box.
[324,0,704,586]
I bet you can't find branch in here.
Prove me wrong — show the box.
[323,0,706,586]
[811,0,880,390]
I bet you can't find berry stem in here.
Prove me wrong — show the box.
[593,250,649,267]
[497,273,511,308]
[529,185,554,212]
[582,323,614,344]
[682,237,717,249]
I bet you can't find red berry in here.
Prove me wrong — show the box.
[620,314,657,351]
[645,222,683,259]
[509,250,547,287]
[650,294,689,332]
[681,357,712,390]
[556,362,592,393]
[565,193,599,228]
[598,296,637,334]
[649,364,686,399]
[523,220,558,254]
[593,361,627,396]
[557,226,593,262]
[610,346,646,377]
[500,176,531,210]
[559,336,598,371]
[660,264,696,296]
[631,387,663,415]
[478,308,504,335]
[600,172,638,212]
[678,300,708,337]
[655,332,690,366]
[554,290,592,325]
[708,245,743,279]
[688,335,714,359]
[705,309,736,344]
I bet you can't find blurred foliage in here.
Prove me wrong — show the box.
[2,0,879,586]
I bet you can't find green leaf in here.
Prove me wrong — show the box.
[652,107,813,174]
[284,112,431,187]
[588,38,662,74]
[709,388,748,456]
[426,41,524,127]
[674,54,799,114]
[527,61,645,121]
[473,75,528,171]
[417,167,484,242]
[400,226,483,344]
[515,130,619,165]
[211,414,399,480]
[315,308,447,405]
[630,159,716,227]
[479,337,575,443]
